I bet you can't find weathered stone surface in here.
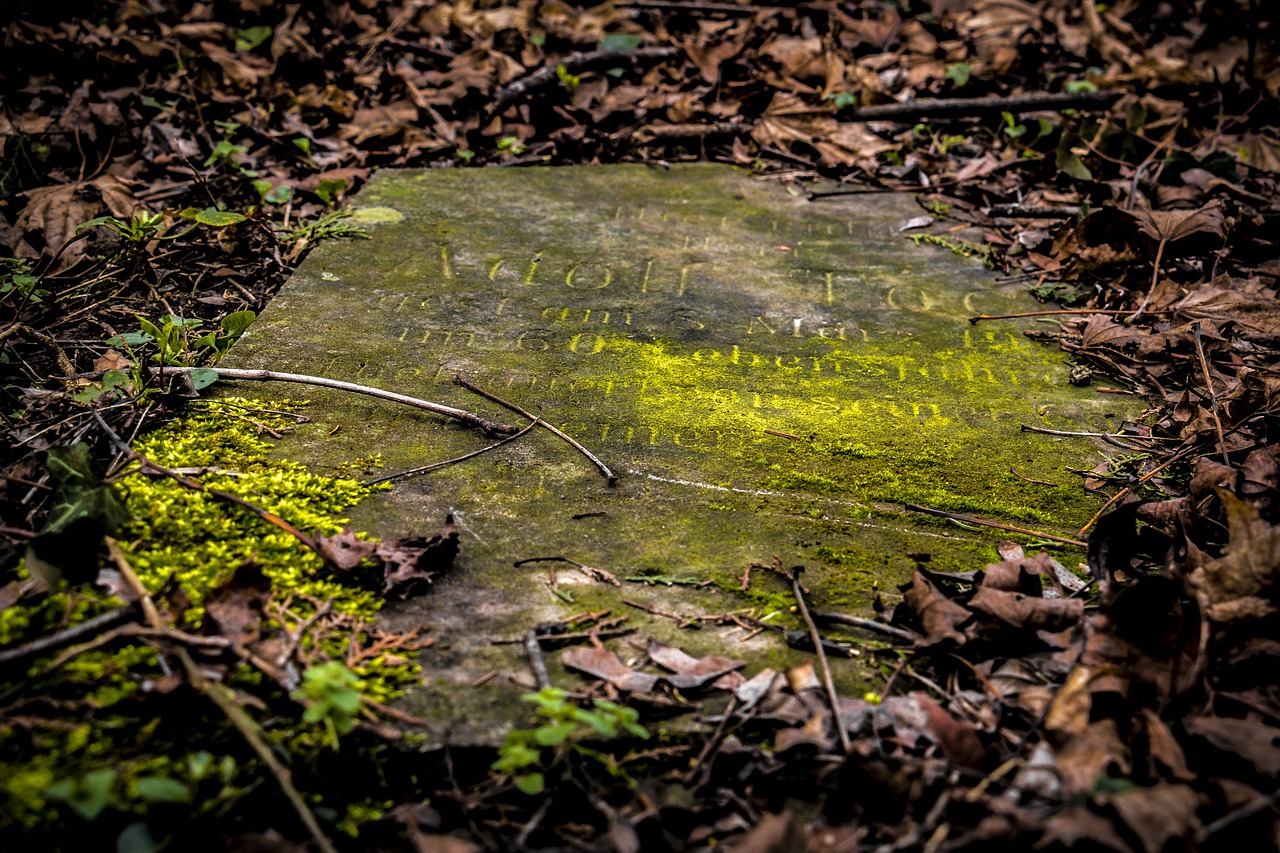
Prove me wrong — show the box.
[223,165,1132,744]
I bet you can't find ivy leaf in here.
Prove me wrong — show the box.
[189,368,219,391]
[179,207,246,228]
[135,776,192,804]
[45,769,118,820]
[41,444,130,538]
[515,773,545,795]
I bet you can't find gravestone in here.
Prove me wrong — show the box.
[224,165,1130,744]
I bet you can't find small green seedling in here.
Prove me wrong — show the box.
[496,136,527,156]
[78,211,175,244]
[314,177,347,207]
[0,257,44,306]
[292,661,363,750]
[491,687,648,795]
[106,311,254,371]
[252,180,293,206]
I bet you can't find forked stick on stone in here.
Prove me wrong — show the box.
[162,367,518,436]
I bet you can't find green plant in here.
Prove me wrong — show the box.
[823,91,856,109]
[234,25,272,52]
[292,661,363,749]
[945,62,971,87]
[496,136,527,156]
[0,257,44,306]
[204,139,247,170]
[279,209,369,249]
[555,64,581,89]
[178,206,247,228]
[252,180,293,205]
[78,211,176,244]
[292,137,316,166]
[491,687,648,795]
[44,769,120,820]
[106,310,254,370]
[313,177,346,207]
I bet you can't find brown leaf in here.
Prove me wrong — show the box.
[1127,202,1225,244]
[1199,489,1280,605]
[1184,716,1280,782]
[316,528,377,572]
[93,349,133,373]
[561,646,659,693]
[902,570,970,646]
[376,516,458,600]
[15,184,96,261]
[339,102,420,145]
[968,586,1084,633]
[1106,784,1202,853]
[201,40,273,88]
[1040,801,1135,852]
[646,640,744,689]
[914,693,986,768]
[726,811,809,853]
[202,562,272,652]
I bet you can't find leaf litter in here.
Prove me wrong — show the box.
[2,0,1280,849]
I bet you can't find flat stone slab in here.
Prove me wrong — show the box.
[224,165,1131,744]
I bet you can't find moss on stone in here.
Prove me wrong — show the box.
[0,398,414,834]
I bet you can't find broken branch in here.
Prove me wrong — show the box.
[454,375,617,484]
[489,46,680,116]
[164,366,518,436]
[848,90,1121,124]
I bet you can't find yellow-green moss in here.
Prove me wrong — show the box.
[0,398,414,834]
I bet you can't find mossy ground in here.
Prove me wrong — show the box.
[0,399,413,839]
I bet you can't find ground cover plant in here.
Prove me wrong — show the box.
[2,0,1280,849]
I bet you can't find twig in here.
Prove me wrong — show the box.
[789,566,851,754]
[1020,425,1177,442]
[365,416,542,486]
[1010,468,1059,487]
[524,629,551,690]
[903,503,1086,547]
[631,120,748,142]
[1191,322,1230,464]
[514,555,622,586]
[0,604,138,667]
[968,308,1167,323]
[514,797,553,849]
[1077,447,1195,536]
[684,694,739,785]
[488,46,680,115]
[809,610,921,645]
[163,366,518,436]
[984,204,1082,218]
[106,540,337,853]
[847,90,1121,124]
[454,375,617,484]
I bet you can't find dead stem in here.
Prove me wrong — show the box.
[106,540,338,853]
[809,610,921,646]
[454,375,617,484]
[789,566,852,754]
[1191,322,1231,464]
[1077,447,1196,536]
[968,308,1168,323]
[163,366,518,436]
[514,555,621,586]
[365,415,542,486]
[524,629,551,689]
[903,503,1087,547]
